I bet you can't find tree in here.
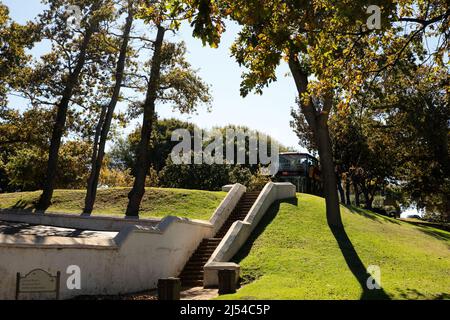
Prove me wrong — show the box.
[5,140,91,191]
[0,107,54,191]
[0,3,39,108]
[36,0,115,211]
[83,0,135,214]
[125,1,212,216]
[373,64,449,221]
[187,0,448,227]
[187,1,391,226]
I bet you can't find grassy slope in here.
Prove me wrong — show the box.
[0,188,226,220]
[220,193,450,300]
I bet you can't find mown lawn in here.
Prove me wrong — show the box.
[219,193,450,300]
[0,188,226,220]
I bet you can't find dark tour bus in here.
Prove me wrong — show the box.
[274,152,322,195]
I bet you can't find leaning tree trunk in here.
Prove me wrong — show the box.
[83,4,134,215]
[363,190,372,209]
[289,54,342,227]
[337,173,346,204]
[83,103,107,214]
[316,120,343,226]
[353,179,361,207]
[345,177,351,205]
[361,183,374,209]
[36,21,98,211]
[126,25,166,217]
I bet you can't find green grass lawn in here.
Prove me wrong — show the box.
[219,193,450,300]
[0,188,226,220]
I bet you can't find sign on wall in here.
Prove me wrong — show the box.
[15,269,60,300]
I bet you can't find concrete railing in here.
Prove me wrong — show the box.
[209,184,246,235]
[204,182,296,287]
[0,184,246,299]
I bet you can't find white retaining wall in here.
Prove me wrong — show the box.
[0,184,246,300]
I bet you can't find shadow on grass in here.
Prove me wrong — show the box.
[399,220,450,242]
[394,288,450,300]
[414,225,450,242]
[345,205,400,225]
[329,223,391,300]
[10,199,36,212]
[347,206,450,242]
[231,197,299,284]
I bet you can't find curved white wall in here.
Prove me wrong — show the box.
[0,184,246,300]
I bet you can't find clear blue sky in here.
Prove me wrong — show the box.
[3,0,305,151]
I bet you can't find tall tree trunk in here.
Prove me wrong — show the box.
[363,190,372,209]
[83,4,134,215]
[353,179,361,207]
[317,120,342,226]
[289,54,342,227]
[345,177,351,205]
[83,103,107,214]
[337,172,346,204]
[36,20,99,211]
[125,25,165,217]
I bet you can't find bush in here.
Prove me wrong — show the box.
[99,167,134,188]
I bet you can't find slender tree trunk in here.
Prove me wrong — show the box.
[83,4,134,214]
[353,179,360,207]
[337,172,346,204]
[126,25,166,217]
[345,178,351,205]
[289,54,342,227]
[83,103,107,214]
[36,21,99,211]
[317,120,342,226]
[363,190,372,209]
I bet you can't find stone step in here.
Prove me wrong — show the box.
[192,251,214,256]
[183,265,204,271]
[191,255,211,263]
[184,262,206,268]
[198,244,219,247]
[194,251,216,256]
[180,275,204,280]
[181,280,203,287]
[181,270,204,275]
[199,245,219,249]
[190,255,212,260]
[202,239,222,243]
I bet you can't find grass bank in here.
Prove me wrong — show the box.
[219,193,450,300]
[0,188,226,220]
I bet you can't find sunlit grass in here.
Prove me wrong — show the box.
[0,187,226,220]
[218,193,450,300]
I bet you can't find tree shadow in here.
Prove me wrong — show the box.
[398,220,450,242]
[0,221,35,235]
[413,226,450,242]
[10,199,35,212]
[347,206,450,242]
[394,288,450,300]
[345,205,400,225]
[399,219,450,232]
[329,223,391,300]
